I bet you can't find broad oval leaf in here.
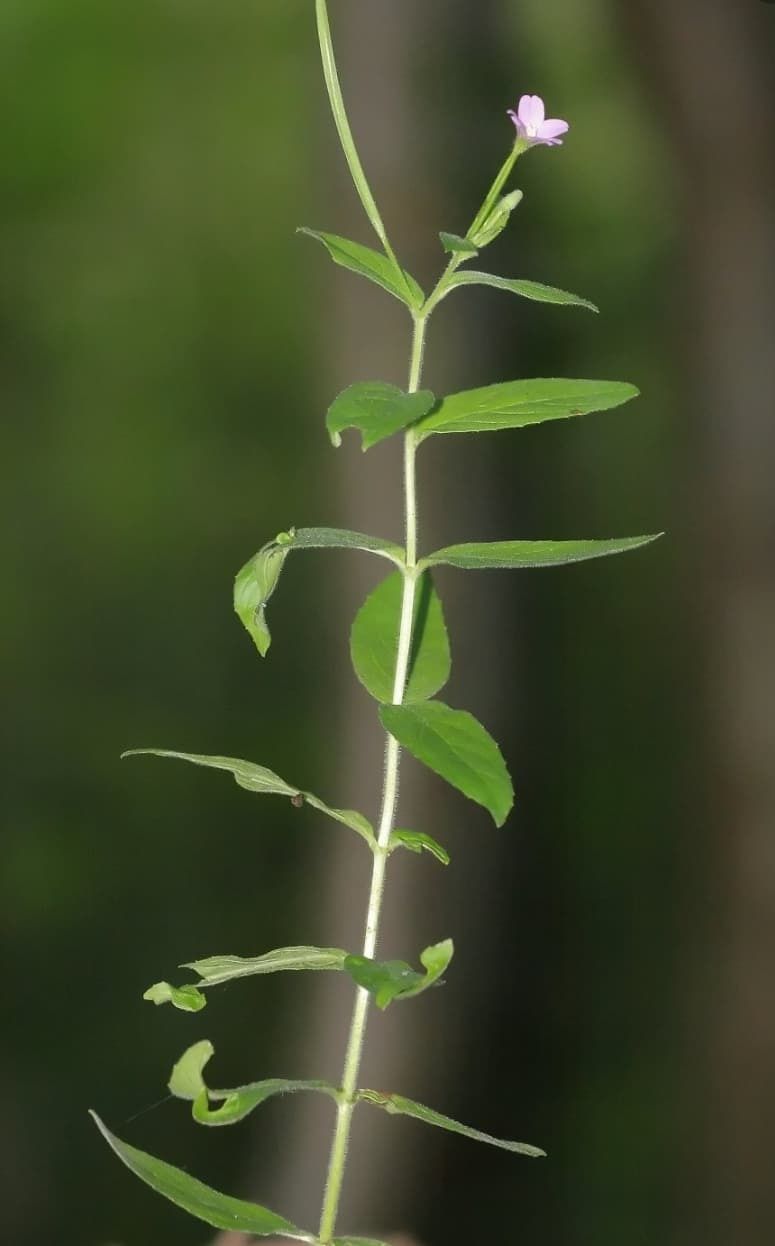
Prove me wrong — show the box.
[289,526,404,565]
[90,1113,313,1240]
[420,535,662,572]
[350,571,451,704]
[122,750,375,847]
[299,228,424,310]
[446,271,598,313]
[344,939,453,1010]
[358,1091,545,1158]
[439,231,479,257]
[326,382,436,451]
[380,701,513,826]
[414,378,638,440]
[390,829,450,866]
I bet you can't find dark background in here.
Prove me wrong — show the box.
[2,2,774,1244]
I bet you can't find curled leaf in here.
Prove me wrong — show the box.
[234,536,293,657]
[142,981,206,1013]
[344,939,453,1010]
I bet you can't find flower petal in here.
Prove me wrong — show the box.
[525,95,546,127]
[539,119,569,139]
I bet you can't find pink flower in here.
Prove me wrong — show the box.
[508,95,569,147]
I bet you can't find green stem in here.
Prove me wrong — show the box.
[314,0,402,271]
[317,315,427,1245]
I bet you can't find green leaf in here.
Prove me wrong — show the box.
[299,228,424,310]
[184,946,348,986]
[350,571,451,704]
[167,1040,338,1126]
[420,535,662,572]
[439,231,479,257]
[334,1239,392,1246]
[344,939,453,1010]
[446,271,598,313]
[380,701,513,826]
[390,829,450,866]
[469,189,523,248]
[234,537,291,657]
[143,981,206,1012]
[122,750,375,847]
[414,378,639,440]
[169,1040,213,1100]
[145,946,348,1009]
[358,1091,545,1158]
[288,526,404,565]
[90,1113,314,1240]
[326,382,436,451]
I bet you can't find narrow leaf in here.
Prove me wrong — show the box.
[415,378,638,440]
[380,701,513,827]
[344,939,453,1010]
[420,535,662,572]
[359,1092,545,1158]
[143,981,206,1012]
[299,228,424,310]
[390,829,450,866]
[350,571,451,704]
[446,271,598,312]
[144,946,346,1010]
[289,526,404,565]
[90,1113,313,1240]
[439,232,479,257]
[184,946,348,986]
[122,750,375,847]
[326,382,436,451]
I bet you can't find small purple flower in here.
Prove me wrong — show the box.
[508,95,569,147]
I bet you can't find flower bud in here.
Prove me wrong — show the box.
[470,189,524,248]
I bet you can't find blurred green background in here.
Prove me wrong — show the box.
[3,2,774,1244]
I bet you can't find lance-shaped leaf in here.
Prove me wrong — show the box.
[439,231,479,258]
[414,378,638,440]
[185,946,348,986]
[288,526,404,566]
[299,228,424,310]
[389,829,450,866]
[358,1091,545,1159]
[350,572,451,704]
[380,701,514,827]
[122,750,375,847]
[90,1113,314,1240]
[344,939,453,1010]
[168,1040,338,1127]
[445,271,598,312]
[145,947,348,1010]
[234,536,292,657]
[326,382,436,451]
[419,534,662,573]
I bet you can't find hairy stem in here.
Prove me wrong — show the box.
[318,315,426,1244]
